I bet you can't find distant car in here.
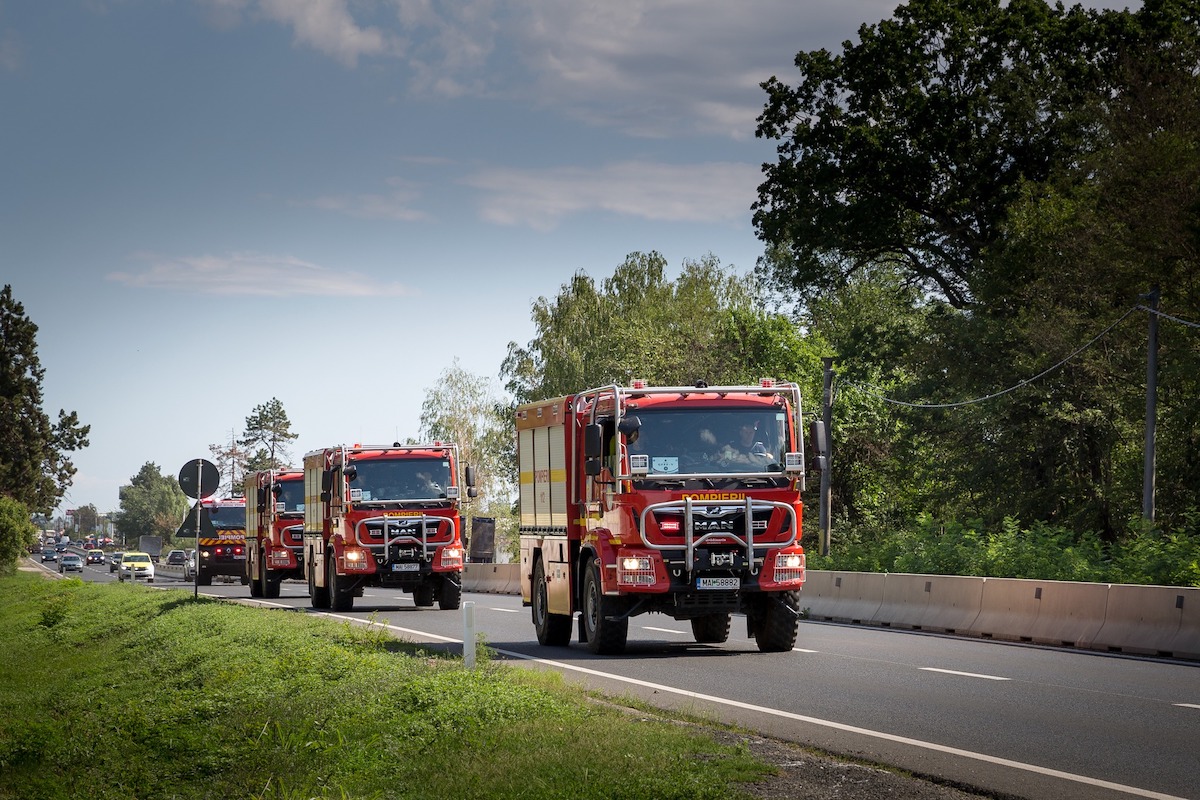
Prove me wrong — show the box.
[166,549,187,566]
[109,552,124,573]
[184,549,196,581]
[86,549,105,565]
[41,548,59,563]
[118,552,155,583]
[59,553,84,574]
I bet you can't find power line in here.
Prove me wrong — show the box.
[847,305,1143,410]
[1140,304,1200,329]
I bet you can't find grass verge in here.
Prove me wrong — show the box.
[0,571,771,799]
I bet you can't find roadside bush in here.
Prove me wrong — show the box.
[0,496,37,574]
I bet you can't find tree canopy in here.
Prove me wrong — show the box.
[501,251,825,405]
[0,285,90,514]
[114,462,189,547]
[239,398,298,473]
[755,0,1200,539]
[753,0,1128,309]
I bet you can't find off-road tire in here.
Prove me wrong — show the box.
[754,590,800,652]
[582,559,628,655]
[328,555,355,612]
[308,555,330,609]
[438,573,462,610]
[691,612,732,644]
[532,559,572,646]
[264,574,282,599]
[413,583,435,607]
[249,553,264,598]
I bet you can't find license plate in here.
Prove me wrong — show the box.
[391,562,420,572]
[697,577,739,590]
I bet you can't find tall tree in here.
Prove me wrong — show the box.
[238,398,298,472]
[114,462,189,548]
[501,252,821,405]
[208,431,249,498]
[753,0,1120,309]
[419,359,510,502]
[0,285,90,513]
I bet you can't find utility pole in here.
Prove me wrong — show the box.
[1143,286,1159,521]
[820,357,834,556]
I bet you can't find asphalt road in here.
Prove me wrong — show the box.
[55,558,1200,800]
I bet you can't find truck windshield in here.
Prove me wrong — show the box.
[208,506,245,530]
[626,408,790,476]
[350,457,453,501]
[275,480,305,513]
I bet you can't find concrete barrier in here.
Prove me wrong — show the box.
[465,563,519,594]
[1027,580,1109,648]
[1088,584,1198,658]
[801,571,885,623]
[868,573,983,632]
[970,577,1046,642]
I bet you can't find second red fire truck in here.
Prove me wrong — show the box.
[519,380,809,654]
[302,443,475,612]
[245,469,306,598]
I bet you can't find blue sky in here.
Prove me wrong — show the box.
[1,0,1133,516]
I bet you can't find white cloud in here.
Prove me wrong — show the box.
[465,160,760,231]
[107,253,415,298]
[296,177,431,222]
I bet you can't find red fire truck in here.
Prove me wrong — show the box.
[197,496,248,586]
[302,443,475,612]
[245,469,305,598]
[519,380,809,654]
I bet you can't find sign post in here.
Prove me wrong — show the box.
[178,459,219,598]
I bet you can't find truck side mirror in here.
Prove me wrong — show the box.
[256,487,267,507]
[617,415,641,440]
[321,470,332,493]
[584,423,603,460]
[343,465,357,482]
[465,465,476,487]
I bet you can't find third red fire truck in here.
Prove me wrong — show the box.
[519,380,809,654]
[197,496,248,586]
[245,469,305,598]
[302,443,475,612]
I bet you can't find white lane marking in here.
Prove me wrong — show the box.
[643,626,686,635]
[920,667,1011,682]
[793,648,819,653]
[490,607,521,613]
[1174,703,1200,710]
[215,601,1187,800]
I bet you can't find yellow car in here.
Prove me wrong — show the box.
[118,551,155,583]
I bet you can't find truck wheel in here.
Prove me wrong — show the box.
[413,584,435,607]
[532,559,571,646]
[582,559,627,655]
[309,557,330,609]
[328,556,354,612]
[691,612,732,644]
[438,573,462,610]
[754,590,800,652]
[264,574,282,599]
[249,554,263,598]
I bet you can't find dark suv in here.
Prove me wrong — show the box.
[166,549,187,565]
